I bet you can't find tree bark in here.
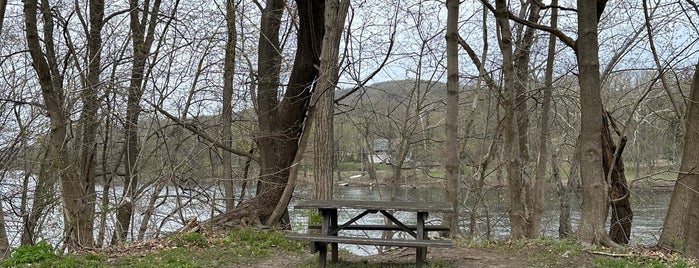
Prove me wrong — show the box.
[24,0,93,250]
[660,59,699,254]
[602,113,632,244]
[513,1,540,165]
[575,0,614,246]
[0,0,6,34]
[679,60,699,258]
[313,0,349,200]
[444,0,461,238]
[222,0,237,211]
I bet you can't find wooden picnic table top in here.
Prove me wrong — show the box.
[295,200,454,213]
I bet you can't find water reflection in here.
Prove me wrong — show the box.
[291,186,671,255]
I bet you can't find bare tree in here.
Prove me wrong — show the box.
[221,0,237,211]
[531,0,556,239]
[24,0,98,250]
[660,59,699,256]
[481,0,613,245]
[0,0,10,256]
[444,0,461,238]
[114,0,170,244]
[313,0,350,200]
[494,0,528,239]
[208,0,325,226]
[575,0,614,246]
[73,0,105,248]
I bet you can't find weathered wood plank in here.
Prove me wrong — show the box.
[286,234,453,248]
[295,200,453,213]
[307,224,451,232]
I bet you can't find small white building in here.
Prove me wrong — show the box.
[368,138,391,164]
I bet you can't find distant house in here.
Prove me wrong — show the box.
[369,138,391,164]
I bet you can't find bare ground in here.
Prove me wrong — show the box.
[242,246,526,267]
[241,242,696,268]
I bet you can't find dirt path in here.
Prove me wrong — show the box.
[341,247,524,267]
[243,247,523,267]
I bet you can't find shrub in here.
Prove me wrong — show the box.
[3,240,57,266]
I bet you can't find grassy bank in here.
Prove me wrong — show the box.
[2,228,305,268]
[3,229,695,267]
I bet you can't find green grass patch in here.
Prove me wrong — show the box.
[593,254,690,268]
[338,162,364,171]
[3,228,306,268]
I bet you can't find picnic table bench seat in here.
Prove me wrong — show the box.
[286,233,454,248]
[307,224,450,233]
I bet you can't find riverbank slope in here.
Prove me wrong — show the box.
[2,228,693,267]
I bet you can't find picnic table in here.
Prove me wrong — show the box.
[287,200,454,268]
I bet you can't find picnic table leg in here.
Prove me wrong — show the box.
[317,241,327,268]
[416,212,428,268]
[330,209,339,263]
[319,208,335,268]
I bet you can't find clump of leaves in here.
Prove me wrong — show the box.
[2,240,57,266]
[169,231,209,247]
[306,211,323,225]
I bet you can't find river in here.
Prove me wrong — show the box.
[0,172,672,255]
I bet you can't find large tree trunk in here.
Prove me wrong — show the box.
[313,0,349,200]
[444,0,461,238]
[25,0,94,250]
[495,0,527,239]
[221,0,237,211]
[208,0,325,227]
[678,61,699,259]
[575,0,614,246]
[660,59,699,255]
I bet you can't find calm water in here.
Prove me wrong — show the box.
[290,186,672,255]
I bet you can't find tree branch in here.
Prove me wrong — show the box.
[456,35,499,92]
[0,98,45,109]
[532,0,577,12]
[144,99,259,162]
[479,0,576,49]
[334,6,397,104]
